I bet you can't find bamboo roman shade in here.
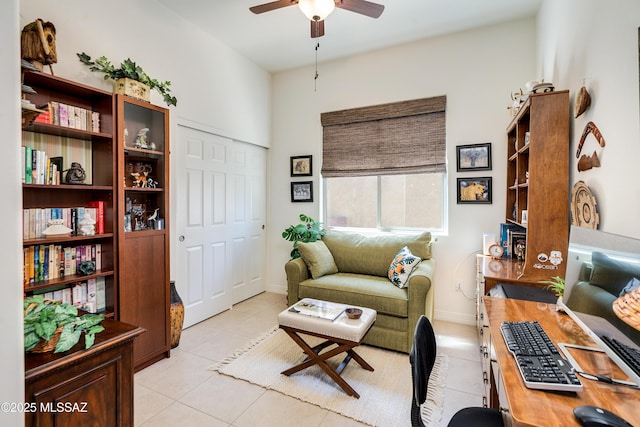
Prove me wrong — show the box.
[320,96,446,177]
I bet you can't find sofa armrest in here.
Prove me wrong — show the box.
[407,259,435,321]
[284,257,309,305]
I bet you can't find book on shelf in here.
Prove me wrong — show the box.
[288,298,345,321]
[87,201,105,234]
[499,222,525,259]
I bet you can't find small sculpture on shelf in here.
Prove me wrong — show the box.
[147,208,160,229]
[65,162,86,184]
[134,128,149,149]
[78,212,96,236]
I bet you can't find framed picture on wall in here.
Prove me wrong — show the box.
[291,181,313,202]
[456,177,492,204]
[456,143,492,172]
[290,155,313,176]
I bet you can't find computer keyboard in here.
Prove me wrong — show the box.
[501,321,583,392]
[600,335,640,377]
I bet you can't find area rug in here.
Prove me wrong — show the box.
[210,327,448,427]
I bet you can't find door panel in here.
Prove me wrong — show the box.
[175,125,266,327]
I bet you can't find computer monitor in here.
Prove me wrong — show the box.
[559,226,640,385]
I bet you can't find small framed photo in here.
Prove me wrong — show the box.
[290,155,313,177]
[456,143,492,172]
[291,181,313,202]
[457,177,492,204]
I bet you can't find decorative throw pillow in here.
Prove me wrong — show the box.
[388,246,422,288]
[297,240,338,279]
[620,277,640,297]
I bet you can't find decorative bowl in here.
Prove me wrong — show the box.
[345,308,363,319]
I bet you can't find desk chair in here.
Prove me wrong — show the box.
[410,315,504,427]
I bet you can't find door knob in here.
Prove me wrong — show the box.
[179,235,185,242]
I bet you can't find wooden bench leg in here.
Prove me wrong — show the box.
[280,327,373,398]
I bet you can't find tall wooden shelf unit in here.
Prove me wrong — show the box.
[504,90,570,283]
[116,95,171,370]
[21,71,118,316]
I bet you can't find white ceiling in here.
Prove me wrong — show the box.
[157,0,541,73]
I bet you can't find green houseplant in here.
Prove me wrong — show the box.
[282,214,324,260]
[77,52,177,107]
[23,295,105,353]
[540,276,565,297]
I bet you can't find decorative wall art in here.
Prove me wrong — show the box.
[576,121,606,172]
[457,177,492,204]
[456,143,492,172]
[290,155,313,177]
[291,181,313,202]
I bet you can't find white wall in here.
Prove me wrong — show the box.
[266,18,537,324]
[538,0,640,239]
[0,1,26,426]
[19,0,272,147]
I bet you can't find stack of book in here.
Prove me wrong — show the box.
[499,223,527,259]
[23,242,102,285]
[23,204,105,239]
[33,101,100,133]
[40,278,106,313]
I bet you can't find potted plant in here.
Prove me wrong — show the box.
[282,214,324,260]
[77,52,177,107]
[23,295,105,354]
[540,276,565,309]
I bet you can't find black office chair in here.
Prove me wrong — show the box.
[410,315,504,427]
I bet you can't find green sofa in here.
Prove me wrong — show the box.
[284,229,435,353]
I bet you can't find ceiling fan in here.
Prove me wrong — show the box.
[250,0,384,38]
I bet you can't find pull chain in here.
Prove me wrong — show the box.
[314,42,319,91]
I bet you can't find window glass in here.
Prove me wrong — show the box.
[324,173,445,231]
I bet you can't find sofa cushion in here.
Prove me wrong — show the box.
[388,246,422,288]
[322,230,432,277]
[297,240,338,279]
[589,251,640,296]
[298,272,409,317]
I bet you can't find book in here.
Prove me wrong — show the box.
[96,277,106,312]
[288,298,345,321]
[87,201,105,234]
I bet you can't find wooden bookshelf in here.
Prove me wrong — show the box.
[21,71,117,317]
[116,95,171,370]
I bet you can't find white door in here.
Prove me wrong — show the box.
[174,124,267,328]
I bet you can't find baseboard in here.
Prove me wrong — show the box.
[434,308,476,326]
[266,283,287,295]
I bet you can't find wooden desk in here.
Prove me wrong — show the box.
[25,318,144,427]
[483,296,640,427]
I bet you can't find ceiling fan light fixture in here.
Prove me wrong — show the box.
[298,0,335,21]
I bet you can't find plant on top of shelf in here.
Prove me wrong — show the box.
[77,52,177,107]
[23,295,105,353]
[281,214,324,260]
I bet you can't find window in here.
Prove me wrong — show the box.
[324,173,445,231]
[321,96,447,233]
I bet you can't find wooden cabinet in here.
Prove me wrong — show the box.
[21,71,117,316]
[25,319,143,427]
[504,90,570,282]
[116,95,170,370]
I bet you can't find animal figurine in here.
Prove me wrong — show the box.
[134,128,149,149]
[147,208,160,229]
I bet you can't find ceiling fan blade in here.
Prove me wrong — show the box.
[310,19,325,38]
[335,0,384,18]
[250,0,297,15]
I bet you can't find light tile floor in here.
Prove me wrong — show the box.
[134,292,483,426]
